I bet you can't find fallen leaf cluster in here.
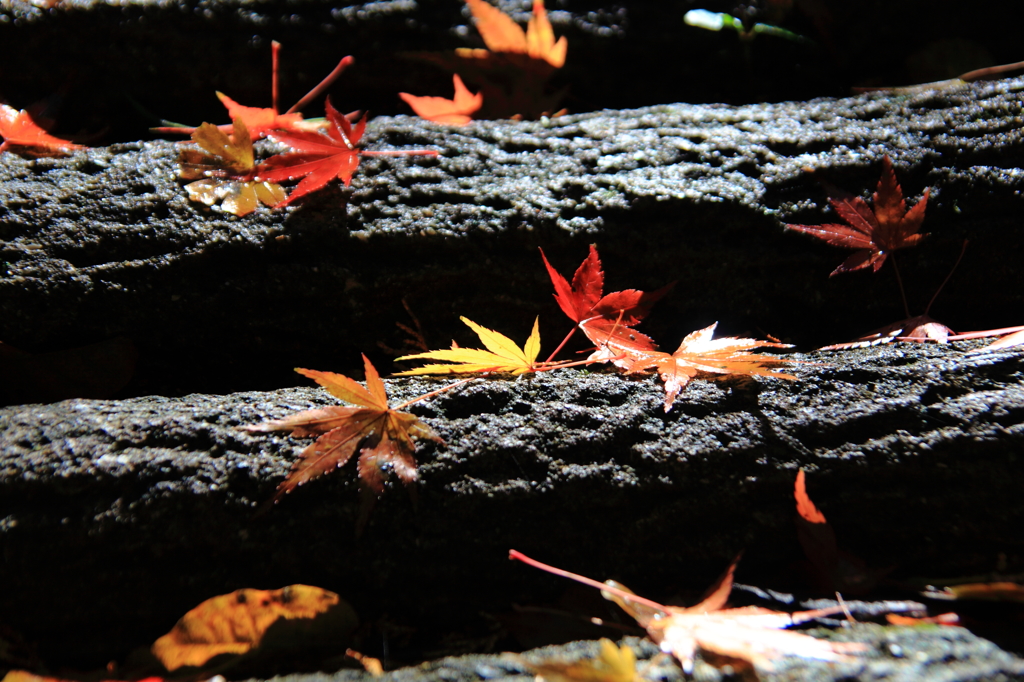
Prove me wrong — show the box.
[164,46,438,215]
[536,246,798,411]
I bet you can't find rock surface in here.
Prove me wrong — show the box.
[2,77,1023,398]
[3,2,1024,678]
[2,341,1023,670]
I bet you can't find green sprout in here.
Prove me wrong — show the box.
[684,9,812,44]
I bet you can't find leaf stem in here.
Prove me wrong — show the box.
[286,55,355,115]
[947,325,1024,341]
[924,239,968,315]
[509,549,669,613]
[543,326,577,363]
[361,150,440,157]
[271,40,281,115]
[889,253,911,319]
[394,376,478,410]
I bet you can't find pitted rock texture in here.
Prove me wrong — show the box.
[2,342,1023,666]
[2,77,1023,398]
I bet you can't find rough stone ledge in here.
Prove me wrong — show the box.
[2,77,1023,397]
[2,341,1022,667]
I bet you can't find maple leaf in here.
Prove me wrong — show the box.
[404,0,568,119]
[399,74,484,125]
[394,317,545,376]
[786,156,928,276]
[540,245,672,362]
[524,638,639,682]
[463,0,567,68]
[179,118,287,216]
[794,469,887,595]
[510,550,867,675]
[601,322,796,412]
[254,96,438,207]
[153,43,353,139]
[0,103,86,155]
[245,355,443,507]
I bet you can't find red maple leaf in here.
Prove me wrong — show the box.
[0,103,86,155]
[786,156,928,276]
[539,245,672,360]
[254,97,438,206]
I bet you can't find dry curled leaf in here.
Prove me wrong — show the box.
[151,585,356,671]
[510,551,866,675]
[786,156,928,275]
[179,118,286,216]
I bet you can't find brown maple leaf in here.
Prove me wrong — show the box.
[245,355,467,530]
[594,322,796,412]
[510,550,867,675]
[786,156,928,276]
[178,117,287,216]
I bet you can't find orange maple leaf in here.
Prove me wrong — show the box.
[463,0,566,68]
[510,550,867,675]
[0,103,85,155]
[254,96,438,206]
[595,322,796,411]
[399,74,483,125]
[786,156,928,275]
[794,469,891,595]
[404,0,567,119]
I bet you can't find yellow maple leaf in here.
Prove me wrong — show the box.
[395,316,542,376]
[527,638,638,682]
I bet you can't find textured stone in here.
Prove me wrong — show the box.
[2,77,1023,397]
[2,341,1022,667]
